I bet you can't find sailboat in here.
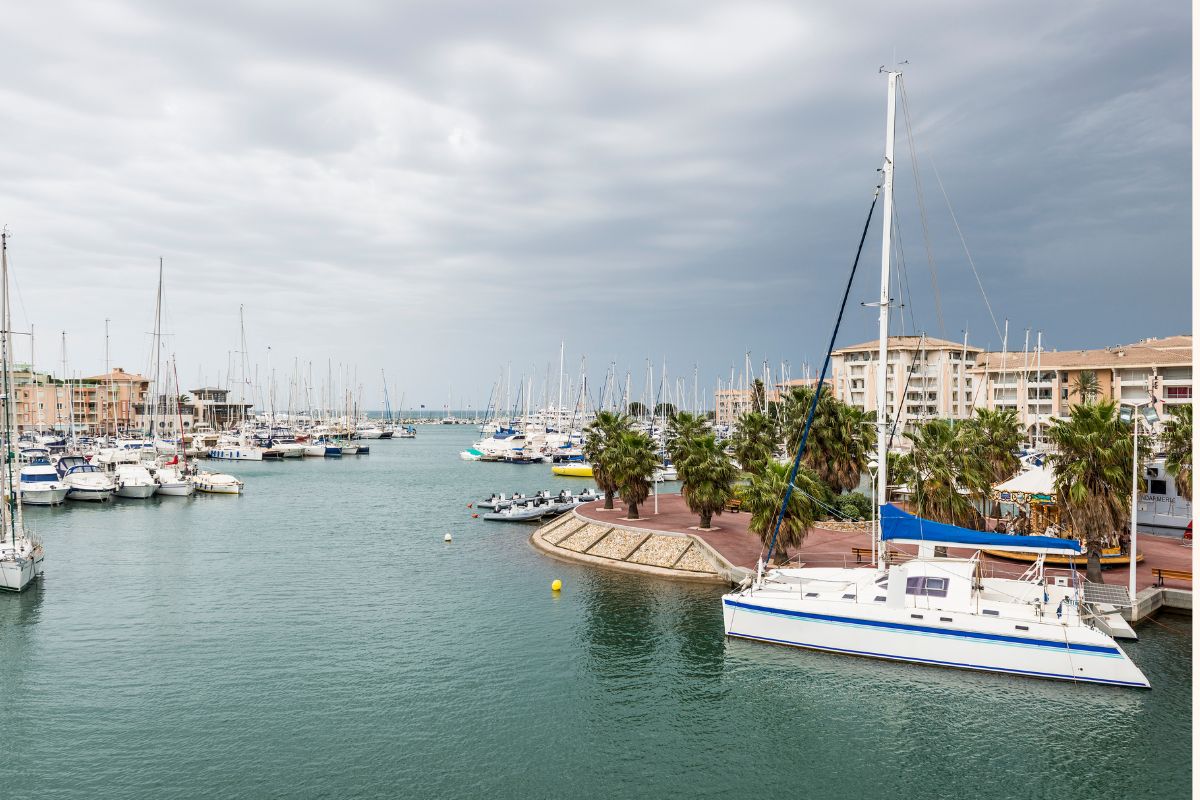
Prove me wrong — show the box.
[0,231,45,591]
[721,71,1149,688]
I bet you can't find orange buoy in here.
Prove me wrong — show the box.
[471,513,479,518]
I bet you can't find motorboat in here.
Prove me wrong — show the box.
[477,492,511,510]
[193,471,244,495]
[396,426,416,439]
[723,506,1149,688]
[482,501,547,522]
[460,448,484,461]
[653,464,679,482]
[19,456,69,505]
[272,442,306,459]
[304,437,342,457]
[341,443,360,456]
[552,463,594,477]
[355,426,383,440]
[56,456,116,502]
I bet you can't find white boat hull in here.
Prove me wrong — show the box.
[20,485,69,505]
[208,448,263,461]
[156,481,195,497]
[721,592,1149,688]
[116,483,158,499]
[66,485,115,502]
[0,554,36,592]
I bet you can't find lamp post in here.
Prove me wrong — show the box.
[1119,398,1159,602]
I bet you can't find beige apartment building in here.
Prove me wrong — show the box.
[714,377,818,427]
[13,366,150,434]
[828,336,984,434]
[970,335,1192,441]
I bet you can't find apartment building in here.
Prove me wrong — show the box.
[971,335,1192,440]
[713,377,818,427]
[13,366,149,434]
[828,336,984,433]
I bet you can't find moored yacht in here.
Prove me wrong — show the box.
[194,471,244,494]
[19,456,69,505]
[57,456,116,502]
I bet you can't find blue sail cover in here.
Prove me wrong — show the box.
[880,504,1081,554]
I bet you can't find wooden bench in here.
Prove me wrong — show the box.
[1152,568,1192,586]
[725,498,743,513]
[852,546,873,563]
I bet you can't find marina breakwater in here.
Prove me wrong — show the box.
[530,510,745,583]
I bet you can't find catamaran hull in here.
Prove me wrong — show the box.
[20,486,69,505]
[721,596,1150,688]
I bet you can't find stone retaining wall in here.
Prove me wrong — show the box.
[529,510,737,583]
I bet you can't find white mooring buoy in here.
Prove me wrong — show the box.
[444,533,453,543]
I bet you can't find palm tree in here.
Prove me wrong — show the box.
[666,411,708,466]
[964,408,1022,513]
[779,386,875,494]
[1071,370,1100,403]
[742,461,827,564]
[676,434,737,529]
[1046,401,1134,582]
[906,419,986,529]
[1161,403,1191,501]
[583,410,631,510]
[607,431,658,520]
[728,411,777,476]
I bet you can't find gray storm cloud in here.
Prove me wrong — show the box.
[0,0,1188,406]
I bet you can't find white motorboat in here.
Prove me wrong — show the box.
[460,448,484,461]
[273,442,306,459]
[194,471,244,495]
[355,426,384,440]
[114,463,158,499]
[19,456,69,505]
[654,465,679,482]
[56,456,116,502]
[340,443,360,455]
[396,426,416,439]
[482,502,547,522]
[155,463,195,496]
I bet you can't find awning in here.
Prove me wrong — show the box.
[991,466,1056,504]
[881,504,1080,555]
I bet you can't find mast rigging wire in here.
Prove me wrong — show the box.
[764,187,880,566]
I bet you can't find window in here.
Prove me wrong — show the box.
[906,576,949,598]
[1148,479,1167,495]
[1166,386,1191,399]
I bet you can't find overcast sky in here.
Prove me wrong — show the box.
[0,1,1189,410]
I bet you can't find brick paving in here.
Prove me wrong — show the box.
[576,494,1194,590]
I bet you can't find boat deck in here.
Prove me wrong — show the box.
[574,494,1194,590]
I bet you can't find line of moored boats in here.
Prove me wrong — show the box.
[474,488,600,521]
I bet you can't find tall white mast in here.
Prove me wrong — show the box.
[875,69,899,513]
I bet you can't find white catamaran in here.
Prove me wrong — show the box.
[721,70,1149,688]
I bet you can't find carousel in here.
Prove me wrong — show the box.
[984,466,1143,568]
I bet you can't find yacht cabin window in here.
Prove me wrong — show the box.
[905,576,949,598]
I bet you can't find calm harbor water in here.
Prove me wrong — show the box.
[2,427,1191,799]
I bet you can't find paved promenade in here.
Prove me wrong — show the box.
[575,493,1193,590]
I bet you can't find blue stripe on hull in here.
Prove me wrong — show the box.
[724,630,1147,688]
[723,598,1120,656]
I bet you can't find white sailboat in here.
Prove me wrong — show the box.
[0,231,44,591]
[721,70,1149,688]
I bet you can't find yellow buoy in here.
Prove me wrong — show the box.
[551,579,562,592]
